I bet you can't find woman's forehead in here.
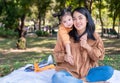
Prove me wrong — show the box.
[73,11,84,18]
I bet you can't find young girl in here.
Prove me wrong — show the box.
[53,7,74,65]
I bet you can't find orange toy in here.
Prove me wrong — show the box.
[34,62,55,72]
[34,62,41,72]
[40,64,55,71]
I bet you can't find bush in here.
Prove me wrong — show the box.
[0,27,18,38]
[43,31,49,36]
[35,30,49,37]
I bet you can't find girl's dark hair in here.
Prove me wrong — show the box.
[52,6,72,23]
[69,7,96,42]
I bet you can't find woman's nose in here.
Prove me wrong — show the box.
[76,19,80,24]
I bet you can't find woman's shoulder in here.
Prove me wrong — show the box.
[93,32,101,38]
[93,32,102,41]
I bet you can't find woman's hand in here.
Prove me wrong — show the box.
[80,33,92,51]
[80,33,87,48]
[64,54,74,65]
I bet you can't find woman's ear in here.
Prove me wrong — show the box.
[86,19,88,23]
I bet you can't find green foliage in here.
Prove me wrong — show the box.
[106,0,120,28]
[0,27,18,38]
[0,0,19,29]
[35,30,49,36]
[35,0,52,28]
[0,0,119,36]
[0,0,34,33]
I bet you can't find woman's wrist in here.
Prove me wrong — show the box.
[86,44,92,52]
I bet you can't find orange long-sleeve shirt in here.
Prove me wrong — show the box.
[53,32,105,79]
[58,24,72,45]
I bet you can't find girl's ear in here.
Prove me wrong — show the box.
[59,20,62,24]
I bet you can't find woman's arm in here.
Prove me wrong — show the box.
[87,35,105,61]
[80,33,105,61]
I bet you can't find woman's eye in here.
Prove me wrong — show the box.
[79,17,83,20]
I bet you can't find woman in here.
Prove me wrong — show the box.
[52,7,113,83]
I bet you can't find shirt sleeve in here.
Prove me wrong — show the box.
[53,35,66,63]
[59,25,70,45]
[86,33,105,61]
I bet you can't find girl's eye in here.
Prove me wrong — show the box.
[68,19,71,21]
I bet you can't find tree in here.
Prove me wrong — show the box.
[0,0,19,29]
[15,0,33,38]
[0,0,33,38]
[84,0,93,13]
[94,0,106,37]
[34,0,52,30]
[106,0,120,29]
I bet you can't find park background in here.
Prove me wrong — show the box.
[0,0,120,77]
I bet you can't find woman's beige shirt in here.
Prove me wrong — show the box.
[53,32,105,78]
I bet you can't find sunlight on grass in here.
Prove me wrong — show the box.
[0,36,120,77]
[0,37,56,76]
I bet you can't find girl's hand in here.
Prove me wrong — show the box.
[64,54,74,65]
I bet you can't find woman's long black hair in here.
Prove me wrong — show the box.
[69,7,96,42]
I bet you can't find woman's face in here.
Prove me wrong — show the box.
[73,11,88,32]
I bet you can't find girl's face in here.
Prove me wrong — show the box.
[73,11,88,32]
[61,15,73,28]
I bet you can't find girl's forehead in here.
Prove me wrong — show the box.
[62,14,72,19]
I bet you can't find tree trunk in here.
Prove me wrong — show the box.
[17,14,26,49]
[84,0,93,13]
[38,11,41,30]
[89,0,92,13]
[98,0,104,37]
[78,0,81,7]
[112,12,117,30]
[19,14,26,38]
[118,15,120,38]
[43,14,45,26]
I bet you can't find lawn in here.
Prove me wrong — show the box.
[0,36,120,77]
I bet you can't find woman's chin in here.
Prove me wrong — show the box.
[76,27,82,30]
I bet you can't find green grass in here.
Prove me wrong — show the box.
[0,36,120,77]
[0,37,56,76]
[99,54,120,70]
